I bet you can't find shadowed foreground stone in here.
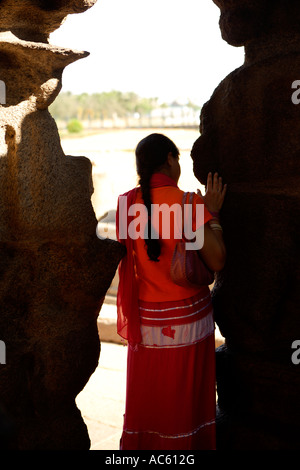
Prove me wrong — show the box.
[0,0,125,450]
[192,0,300,450]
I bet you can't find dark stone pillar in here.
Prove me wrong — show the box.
[191,0,300,449]
[0,0,125,449]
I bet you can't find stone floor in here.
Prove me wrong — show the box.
[76,341,127,450]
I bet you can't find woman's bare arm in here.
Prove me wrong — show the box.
[199,224,226,272]
[197,172,227,272]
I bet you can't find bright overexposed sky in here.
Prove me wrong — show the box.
[50,0,244,106]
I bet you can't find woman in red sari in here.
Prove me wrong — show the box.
[116,133,226,450]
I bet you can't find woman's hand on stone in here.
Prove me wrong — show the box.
[197,172,227,213]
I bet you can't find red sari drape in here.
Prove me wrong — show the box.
[116,174,216,450]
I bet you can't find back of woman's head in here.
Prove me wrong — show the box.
[136,133,179,178]
[135,133,179,262]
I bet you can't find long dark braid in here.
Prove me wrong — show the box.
[135,133,179,262]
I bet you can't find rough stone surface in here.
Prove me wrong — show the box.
[192,0,300,450]
[0,0,97,42]
[0,0,125,450]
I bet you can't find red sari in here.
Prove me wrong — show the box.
[117,174,216,450]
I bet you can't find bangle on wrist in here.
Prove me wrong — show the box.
[209,220,223,232]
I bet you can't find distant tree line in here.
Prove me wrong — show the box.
[49,91,200,123]
[49,91,160,122]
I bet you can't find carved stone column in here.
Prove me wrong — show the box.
[0,0,124,449]
[191,0,300,449]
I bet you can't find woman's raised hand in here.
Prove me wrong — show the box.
[197,172,227,214]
